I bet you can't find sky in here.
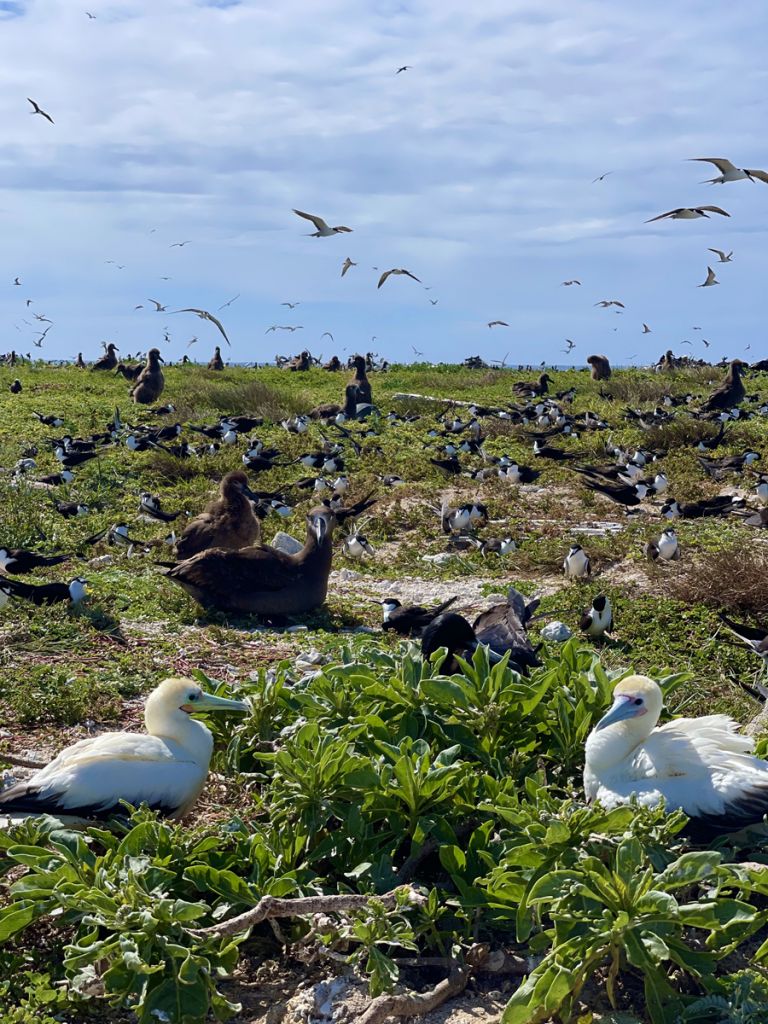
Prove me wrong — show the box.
[0,0,765,367]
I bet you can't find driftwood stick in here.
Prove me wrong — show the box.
[392,392,478,407]
[358,944,487,1024]
[193,885,423,938]
[0,751,46,769]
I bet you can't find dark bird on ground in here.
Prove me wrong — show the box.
[323,355,342,371]
[381,596,458,636]
[208,346,224,371]
[533,441,576,461]
[514,373,552,397]
[661,496,741,519]
[0,576,87,606]
[139,493,185,523]
[292,209,352,237]
[377,268,421,288]
[175,471,262,560]
[719,614,768,669]
[92,343,119,371]
[472,588,541,672]
[700,360,746,412]
[574,472,654,507]
[587,354,612,380]
[172,308,230,346]
[131,348,165,405]
[350,354,373,404]
[9,379,22,394]
[0,548,72,574]
[165,497,374,615]
[55,501,88,518]
[421,613,501,675]
[27,98,54,124]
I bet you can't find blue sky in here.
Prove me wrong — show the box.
[1,0,765,366]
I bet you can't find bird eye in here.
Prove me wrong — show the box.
[633,698,643,706]
[188,692,198,702]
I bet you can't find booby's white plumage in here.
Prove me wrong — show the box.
[585,675,768,830]
[0,677,247,821]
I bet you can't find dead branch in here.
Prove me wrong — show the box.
[192,885,424,938]
[358,944,488,1024]
[0,751,46,769]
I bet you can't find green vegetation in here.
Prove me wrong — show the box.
[0,360,767,1022]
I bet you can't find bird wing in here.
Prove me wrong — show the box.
[746,169,768,184]
[690,157,737,173]
[613,301,625,308]
[0,734,204,816]
[699,206,730,216]
[293,209,327,230]
[203,311,230,345]
[644,210,678,223]
[377,270,392,289]
[168,546,302,594]
[401,270,421,283]
[719,613,768,646]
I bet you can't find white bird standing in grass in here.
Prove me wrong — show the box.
[0,678,248,821]
[585,675,768,831]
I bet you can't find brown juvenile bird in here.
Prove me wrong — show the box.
[350,354,372,404]
[175,471,261,560]
[587,354,611,380]
[131,348,165,405]
[75,352,86,368]
[208,346,224,371]
[91,343,119,371]
[700,359,746,412]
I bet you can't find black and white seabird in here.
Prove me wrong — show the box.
[580,595,613,638]
[381,596,458,636]
[563,544,590,578]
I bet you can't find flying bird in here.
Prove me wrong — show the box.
[377,268,421,288]
[645,206,730,223]
[27,98,54,124]
[429,298,438,305]
[592,171,613,183]
[171,308,231,345]
[487,320,509,328]
[594,300,625,308]
[13,278,20,286]
[396,66,412,73]
[217,294,240,311]
[341,257,357,277]
[702,339,711,348]
[85,11,96,17]
[563,339,576,352]
[148,299,167,312]
[698,266,719,288]
[292,209,352,237]
[321,332,334,342]
[689,157,768,185]
[170,240,191,248]
[642,324,651,333]
[561,280,581,286]
[708,248,733,263]
[281,302,300,309]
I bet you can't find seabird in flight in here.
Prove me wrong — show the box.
[689,157,768,185]
[292,209,352,236]
[645,206,730,223]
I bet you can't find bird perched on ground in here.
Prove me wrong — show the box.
[645,205,730,222]
[92,343,119,371]
[564,544,590,578]
[0,576,87,606]
[689,157,768,185]
[131,348,165,404]
[208,346,224,371]
[420,613,504,675]
[661,496,741,519]
[471,587,541,672]
[644,528,679,561]
[700,360,746,412]
[377,268,421,288]
[292,209,352,236]
[587,354,612,380]
[380,596,458,636]
[9,380,22,394]
[580,595,613,638]
[584,675,768,833]
[0,548,72,574]
[165,498,374,615]
[342,531,375,559]
[175,471,262,560]
[0,678,247,821]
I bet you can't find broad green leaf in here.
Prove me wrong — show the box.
[0,901,39,941]
[184,865,258,907]
[657,851,721,890]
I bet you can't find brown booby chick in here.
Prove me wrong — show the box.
[323,355,342,371]
[131,348,165,405]
[208,346,225,371]
[91,343,119,371]
[175,471,261,560]
[289,350,311,371]
[586,354,611,381]
[350,355,372,404]
[513,372,552,397]
[700,359,746,412]
[165,496,375,615]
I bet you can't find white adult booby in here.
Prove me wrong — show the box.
[0,678,248,821]
[689,157,768,185]
[585,675,768,831]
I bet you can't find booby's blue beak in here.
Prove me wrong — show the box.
[595,694,642,731]
[185,692,249,714]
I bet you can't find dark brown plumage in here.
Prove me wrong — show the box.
[174,471,261,560]
[115,362,143,381]
[166,497,375,615]
[131,348,165,405]
[350,355,372,403]
[91,343,119,371]
[472,588,541,672]
[513,372,552,396]
[586,354,612,381]
[700,360,746,412]
[208,346,224,371]
[289,350,311,372]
